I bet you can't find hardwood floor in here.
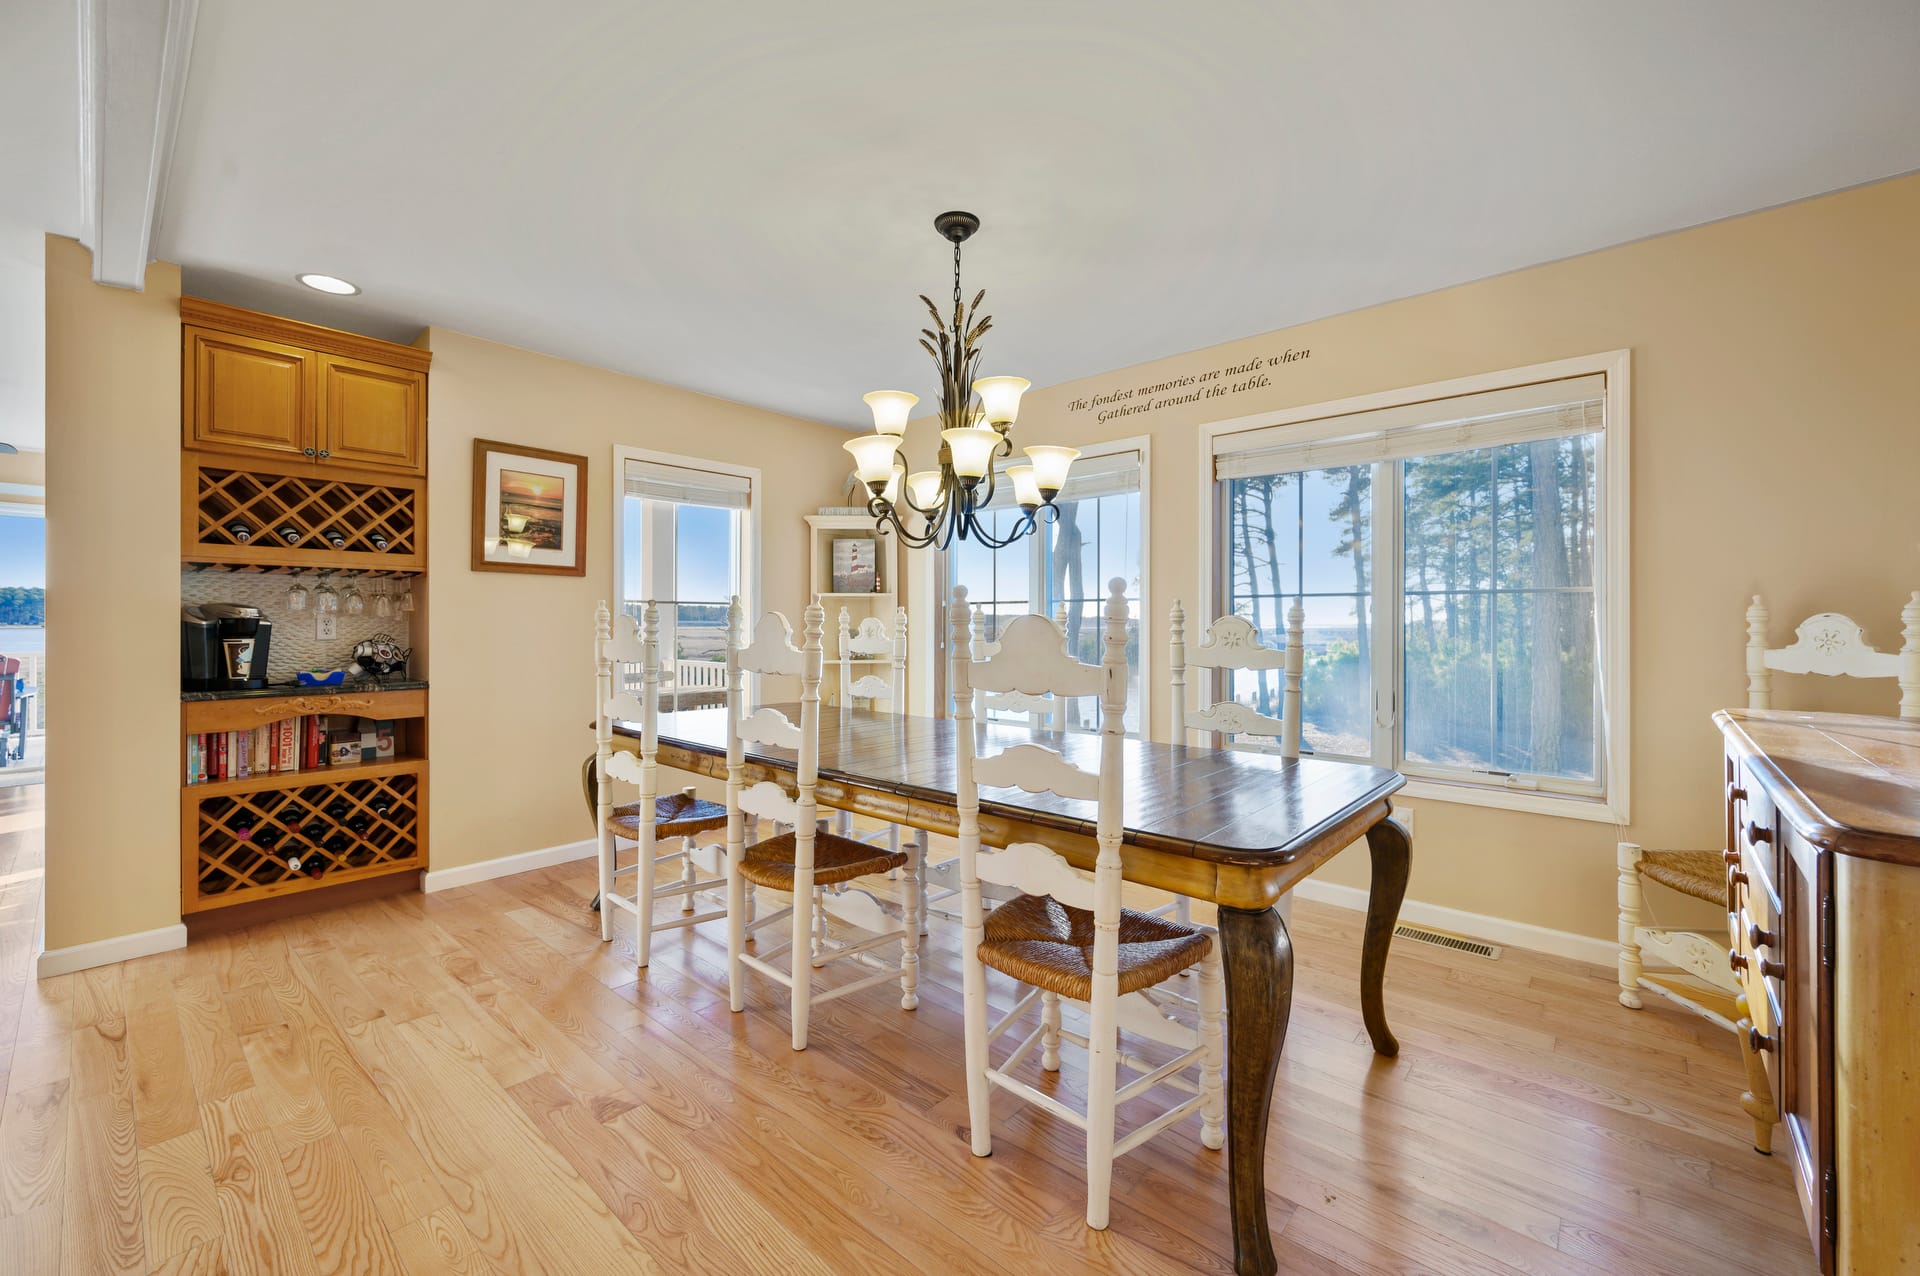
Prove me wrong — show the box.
[0,788,1815,1274]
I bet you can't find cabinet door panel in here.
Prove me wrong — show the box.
[184,327,313,459]
[317,355,424,473]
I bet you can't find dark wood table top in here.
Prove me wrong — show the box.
[617,705,1404,870]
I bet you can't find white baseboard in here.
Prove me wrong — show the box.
[37,923,188,979]
[1291,880,1616,968]
[422,838,597,894]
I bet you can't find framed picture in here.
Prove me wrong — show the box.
[831,534,878,593]
[471,439,589,575]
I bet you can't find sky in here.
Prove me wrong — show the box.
[621,499,737,604]
[0,514,44,589]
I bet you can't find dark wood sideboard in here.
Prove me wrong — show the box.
[1718,709,1920,1274]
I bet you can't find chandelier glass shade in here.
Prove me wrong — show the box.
[842,212,1078,550]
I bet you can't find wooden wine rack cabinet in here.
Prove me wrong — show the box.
[184,451,425,571]
[179,688,430,915]
[185,764,426,911]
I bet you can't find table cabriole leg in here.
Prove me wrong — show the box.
[1217,903,1292,1276]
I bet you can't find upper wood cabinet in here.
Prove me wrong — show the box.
[318,355,424,471]
[184,327,312,460]
[181,298,430,476]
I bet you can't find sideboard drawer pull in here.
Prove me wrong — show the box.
[1729,948,1749,974]
[1746,821,1773,845]
[1759,957,1786,980]
[1748,921,1777,950]
[1748,1026,1777,1054]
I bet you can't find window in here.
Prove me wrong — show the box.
[1208,356,1629,820]
[946,444,1147,734]
[614,450,757,713]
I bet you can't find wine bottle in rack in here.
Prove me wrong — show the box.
[347,815,371,834]
[325,832,351,855]
[371,798,393,818]
[326,798,351,820]
[281,843,307,875]
[302,820,326,840]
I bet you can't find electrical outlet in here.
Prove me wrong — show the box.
[1397,807,1415,840]
[316,613,338,641]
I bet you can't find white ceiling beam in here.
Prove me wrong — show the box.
[77,0,198,290]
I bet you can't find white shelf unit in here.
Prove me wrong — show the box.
[806,514,901,709]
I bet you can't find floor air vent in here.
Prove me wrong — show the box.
[1393,923,1503,960]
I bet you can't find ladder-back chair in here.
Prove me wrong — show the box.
[592,601,730,967]
[1618,591,1920,1152]
[1162,598,1303,923]
[724,598,923,1051]
[951,579,1224,1230]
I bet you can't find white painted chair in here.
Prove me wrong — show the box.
[1168,598,1303,754]
[834,606,932,919]
[1161,598,1303,924]
[1618,592,1920,1150]
[593,600,730,967]
[951,579,1224,1231]
[723,597,924,1051]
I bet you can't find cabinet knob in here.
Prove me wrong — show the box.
[1748,921,1777,949]
[1728,868,1748,890]
[318,449,331,459]
[1729,948,1749,973]
[1728,786,1747,804]
[1748,1026,1777,1054]
[1723,848,1741,866]
[303,446,316,457]
[1746,821,1772,845]
[1759,957,1786,980]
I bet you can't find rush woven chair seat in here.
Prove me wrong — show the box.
[611,792,728,840]
[739,828,907,890]
[978,893,1213,1000]
[1633,849,1726,904]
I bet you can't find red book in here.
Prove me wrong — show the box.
[214,731,227,781]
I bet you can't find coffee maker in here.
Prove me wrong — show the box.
[182,604,273,691]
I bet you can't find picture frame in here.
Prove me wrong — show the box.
[471,439,589,575]
[830,534,879,593]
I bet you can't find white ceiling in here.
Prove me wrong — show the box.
[6,2,1920,433]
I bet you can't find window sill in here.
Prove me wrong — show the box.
[1396,776,1623,824]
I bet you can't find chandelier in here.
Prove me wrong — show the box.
[843,211,1078,550]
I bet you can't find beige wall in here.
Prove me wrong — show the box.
[37,259,851,951]
[419,328,853,871]
[906,174,1920,943]
[44,237,184,950]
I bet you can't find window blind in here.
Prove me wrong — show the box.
[1214,374,1605,479]
[982,448,1142,509]
[623,459,752,509]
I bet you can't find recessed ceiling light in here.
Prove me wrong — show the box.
[296,273,360,295]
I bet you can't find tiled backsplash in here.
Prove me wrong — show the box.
[181,570,414,682]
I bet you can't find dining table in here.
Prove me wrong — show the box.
[603,704,1410,1276]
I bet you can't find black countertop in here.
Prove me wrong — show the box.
[182,678,428,702]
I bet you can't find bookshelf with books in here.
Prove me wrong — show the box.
[179,299,432,919]
[179,686,428,912]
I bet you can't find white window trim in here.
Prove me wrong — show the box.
[610,444,762,637]
[1196,351,1631,825]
